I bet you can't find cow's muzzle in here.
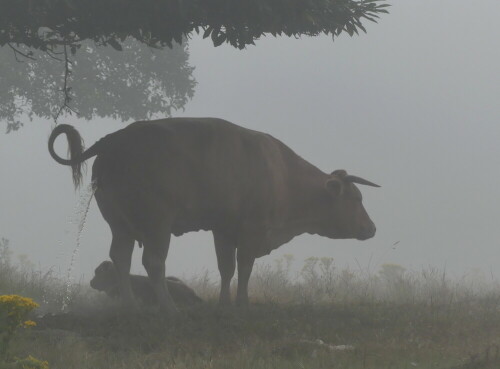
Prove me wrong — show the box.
[357,222,376,240]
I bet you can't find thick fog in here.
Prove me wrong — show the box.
[1,0,499,283]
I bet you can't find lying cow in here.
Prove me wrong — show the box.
[49,117,379,314]
[90,260,202,306]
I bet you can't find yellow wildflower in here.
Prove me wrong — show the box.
[23,320,37,327]
[17,355,49,369]
[0,295,39,310]
[0,295,39,334]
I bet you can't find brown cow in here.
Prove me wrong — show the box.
[49,118,379,315]
[90,260,203,306]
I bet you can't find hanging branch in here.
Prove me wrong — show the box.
[54,43,78,122]
[1,37,196,133]
[7,41,80,122]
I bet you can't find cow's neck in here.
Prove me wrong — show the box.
[278,161,329,236]
[250,158,330,256]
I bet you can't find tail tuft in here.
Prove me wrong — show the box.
[48,124,86,189]
[67,127,85,188]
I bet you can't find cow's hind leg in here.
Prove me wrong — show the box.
[109,229,136,310]
[142,230,178,316]
[235,246,255,307]
[213,231,236,306]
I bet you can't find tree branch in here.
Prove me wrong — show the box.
[54,44,78,121]
[44,49,63,62]
[7,43,36,62]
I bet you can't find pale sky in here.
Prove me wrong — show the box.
[1,0,499,283]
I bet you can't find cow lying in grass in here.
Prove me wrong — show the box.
[90,261,202,306]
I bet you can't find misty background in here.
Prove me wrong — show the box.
[1,0,499,283]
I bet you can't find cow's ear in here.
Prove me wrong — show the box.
[331,169,347,178]
[326,178,343,197]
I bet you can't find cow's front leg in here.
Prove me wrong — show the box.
[142,230,178,316]
[236,246,255,307]
[213,231,236,306]
[109,229,136,310]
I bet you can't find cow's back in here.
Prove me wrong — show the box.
[92,118,298,234]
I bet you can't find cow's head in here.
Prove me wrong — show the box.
[90,260,118,292]
[319,169,379,240]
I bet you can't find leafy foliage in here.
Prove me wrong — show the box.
[0,0,389,51]
[0,0,388,130]
[0,38,196,132]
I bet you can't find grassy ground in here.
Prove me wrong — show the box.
[2,239,500,369]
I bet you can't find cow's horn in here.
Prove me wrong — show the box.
[344,175,381,188]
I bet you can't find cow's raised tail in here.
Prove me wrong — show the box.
[48,124,101,189]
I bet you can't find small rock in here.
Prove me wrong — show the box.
[329,344,355,352]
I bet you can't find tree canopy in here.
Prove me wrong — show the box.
[0,0,388,132]
[0,0,389,51]
[0,39,196,132]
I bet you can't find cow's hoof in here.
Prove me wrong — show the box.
[235,297,249,308]
[216,301,235,315]
[217,297,232,307]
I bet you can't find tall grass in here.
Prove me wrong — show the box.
[2,238,500,313]
[2,240,500,369]
[0,238,95,315]
[246,255,500,308]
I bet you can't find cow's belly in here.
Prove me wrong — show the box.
[170,207,240,236]
[171,221,211,236]
[236,222,299,258]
